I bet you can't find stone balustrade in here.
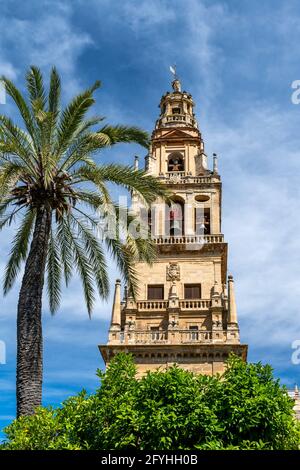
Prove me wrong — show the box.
[115,329,239,345]
[161,173,219,184]
[137,300,169,311]
[179,299,211,310]
[135,298,211,312]
[166,171,187,178]
[164,114,195,125]
[153,235,224,245]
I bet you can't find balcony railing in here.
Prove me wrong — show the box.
[165,114,195,125]
[166,171,187,178]
[162,173,217,184]
[153,235,224,245]
[132,330,168,344]
[135,299,211,312]
[179,299,211,310]
[117,329,238,345]
[137,300,169,311]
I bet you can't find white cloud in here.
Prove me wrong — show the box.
[203,102,300,350]
[0,62,17,80]
[122,0,176,32]
[0,1,93,99]
[1,0,300,406]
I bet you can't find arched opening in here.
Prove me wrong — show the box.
[195,207,210,235]
[165,197,185,236]
[168,152,185,172]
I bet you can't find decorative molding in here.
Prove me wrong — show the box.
[166,262,180,281]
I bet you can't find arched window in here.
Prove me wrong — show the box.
[168,152,185,172]
[165,198,184,236]
[195,208,210,235]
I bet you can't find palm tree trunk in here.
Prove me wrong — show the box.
[16,208,51,417]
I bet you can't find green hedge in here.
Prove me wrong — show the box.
[1,354,300,450]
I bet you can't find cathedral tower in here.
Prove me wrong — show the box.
[99,76,248,375]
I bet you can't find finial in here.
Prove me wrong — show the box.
[228,274,238,325]
[213,153,218,174]
[134,155,139,170]
[124,284,128,300]
[169,64,181,92]
[110,279,121,329]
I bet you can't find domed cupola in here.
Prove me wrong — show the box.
[155,74,198,130]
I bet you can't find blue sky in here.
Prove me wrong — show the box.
[1,0,300,436]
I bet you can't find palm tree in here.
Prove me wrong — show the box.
[0,66,167,417]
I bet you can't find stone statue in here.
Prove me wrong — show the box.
[172,79,181,92]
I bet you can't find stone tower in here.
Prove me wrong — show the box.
[99,76,248,376]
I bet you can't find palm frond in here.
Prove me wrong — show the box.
[61,125,149,172]
[26,66,47,113]
[76,163,168,205]
[46,67,61,156]
[69,213,109,299]
[46,226,61,314]
[48,66,61,116]
[104,236,139,297]
[76,182,112,210]
[55,81,101,157]
[0,206,25,230]
[0,115,38,173]
[97,125,150,148]
[101,202,157,297]
[0,162,26,198]
[62,216,96,315]
[58,133,100,172]
[56,218,73,287]
[0,197,16,217]
[0,76,38,151]
[70,116,105,138]
[3,208,36,294]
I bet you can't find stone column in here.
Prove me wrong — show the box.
[108,279,121,344]
[134,155,139,170]
[213,153,218,174]
[227,274,240,343]
[228,275,238,324]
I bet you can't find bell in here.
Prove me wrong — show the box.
[170,220,180,230]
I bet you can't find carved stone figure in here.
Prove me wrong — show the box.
[166,263,180,281]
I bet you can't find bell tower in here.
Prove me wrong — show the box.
[99,76,248,376]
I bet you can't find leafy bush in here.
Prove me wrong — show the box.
[2,354,300,450]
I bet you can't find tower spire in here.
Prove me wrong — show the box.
[100,75,248,375]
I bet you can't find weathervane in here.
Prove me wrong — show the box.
[169,64,178,80]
